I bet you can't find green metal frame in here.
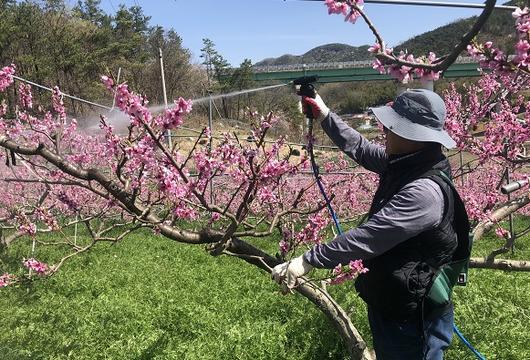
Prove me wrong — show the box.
[252,62,480,83]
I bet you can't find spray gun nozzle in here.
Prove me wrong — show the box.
[292,75,319,99]
[292,75,319,86]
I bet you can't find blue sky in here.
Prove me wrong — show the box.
[89,0,492,66]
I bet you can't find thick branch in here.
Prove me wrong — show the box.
[224,237,374,360]
[469,257,530,271]
[0,136,222,245]
[473,193,530,242]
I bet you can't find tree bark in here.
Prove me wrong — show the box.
[469,257,530,271]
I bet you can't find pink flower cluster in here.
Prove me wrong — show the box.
[104,78,152,127]
[513,7,530,69]
[156,98,193,130]
[387,51,440,83]
[158,166,189,199]
[456,161,509,222]
[369,45,441,83]
[495,226,509,239]
[330,259,369,285]
[466,7,530,72]
[18,83,33,109]
[16,213,37,236]
[0,64,15,92]
[52,86,66,121]
[295,212,329,245]
[0,273,17,287]
[23,258,49,274]
[57,191,79,212]
[324,0,364,24]
[173,204,198,220]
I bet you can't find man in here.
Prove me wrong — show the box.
[272,89,467,360]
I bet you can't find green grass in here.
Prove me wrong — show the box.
[0,222,529,360]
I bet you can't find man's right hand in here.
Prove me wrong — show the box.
[301,94,330,122]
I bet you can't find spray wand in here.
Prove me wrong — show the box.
[294,75,343,235]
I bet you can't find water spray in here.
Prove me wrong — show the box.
[148,83,290,113]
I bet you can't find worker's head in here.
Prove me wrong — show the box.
[370,89,456,155]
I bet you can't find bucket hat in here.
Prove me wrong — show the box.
[370,89,456,149]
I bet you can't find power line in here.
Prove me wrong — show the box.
[13,75,112,111]
[297,0,517,11]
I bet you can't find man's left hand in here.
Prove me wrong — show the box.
[271,255,313,294]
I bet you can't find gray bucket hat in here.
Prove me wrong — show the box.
[370,89,456,149]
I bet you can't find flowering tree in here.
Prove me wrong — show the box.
[0,64,378,358]
[2,2,530,359]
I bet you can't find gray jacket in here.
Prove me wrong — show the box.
[304,112,444,268]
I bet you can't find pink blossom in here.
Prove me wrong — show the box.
[257,186,277,203]
[368,43,381,53]
[349,259,368,274]
[157,97,192,130]
[329,259,368,285]
[295,212,329,245]
[0,273,17,287]
[512,7,530,19]
[52,86,66,121]
[372,58,385,74]
[101,75,114,89]
[18,83,33,109]
[210,212,221,222]
[515,40,530,57]
[0,64,15,92]
[23,258,49,274]
[495,226,509,239]
[279,240,290,255]
[174,206,198,220]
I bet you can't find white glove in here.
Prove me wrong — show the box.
[301,94,330,122]
[271,255,313,294]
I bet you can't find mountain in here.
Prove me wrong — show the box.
[255,43,372,66]
[255,5,517,66]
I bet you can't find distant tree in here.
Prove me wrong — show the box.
[73,0,110,27]
[201,38,232,118]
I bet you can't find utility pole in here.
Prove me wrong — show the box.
[159,48,172,149]
[111,67,121,112]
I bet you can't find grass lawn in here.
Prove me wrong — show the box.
[1,223,529,360]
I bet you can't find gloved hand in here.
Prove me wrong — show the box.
[301,94,330,122]
[271,255,313,294]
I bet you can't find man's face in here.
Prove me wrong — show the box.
[383,127,425,155]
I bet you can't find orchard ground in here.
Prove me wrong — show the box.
[1,217,529,360]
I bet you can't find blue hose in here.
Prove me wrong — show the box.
[306,119,343,235]
[453,324,487,360]
[306,118,486,360]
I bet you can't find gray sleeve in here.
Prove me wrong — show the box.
[304,178,445,269]
[321,112,387,174]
